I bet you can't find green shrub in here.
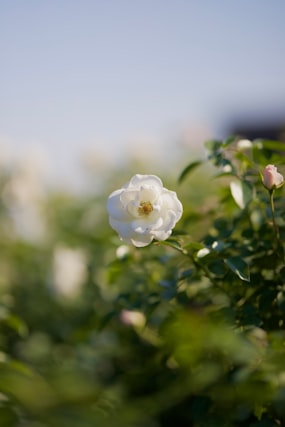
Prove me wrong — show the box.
[0,137,284,426]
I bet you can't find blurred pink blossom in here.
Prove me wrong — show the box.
[263,164,284,190]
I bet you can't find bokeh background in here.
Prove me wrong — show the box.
[1,0,285,191]
[1,2,285,425]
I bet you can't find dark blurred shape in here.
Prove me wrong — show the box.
[226,118,285,142]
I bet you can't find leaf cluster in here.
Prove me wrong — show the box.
[0,137,284,425]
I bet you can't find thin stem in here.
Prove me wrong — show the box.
[269,190,280,241]
[268,190,284,263]
[188,252,214,282]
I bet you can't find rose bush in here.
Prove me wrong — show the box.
[1,137,285,426]
[107,174,183,247]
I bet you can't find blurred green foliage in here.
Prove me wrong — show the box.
[0,138,285,426]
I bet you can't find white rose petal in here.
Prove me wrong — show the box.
[107,174,183,247]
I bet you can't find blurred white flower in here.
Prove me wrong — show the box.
[197,247,210,258]
[236,139,252,150]
[107,174,183,247]
[222,164,232,173]
[263,164,284,191]
[53,246,87,299]
[120,310,146,328]
[2,147,48,241]
[116,244,130,259]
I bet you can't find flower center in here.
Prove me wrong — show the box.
[138,201,153,216]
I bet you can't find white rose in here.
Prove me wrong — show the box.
[107,174,183,247]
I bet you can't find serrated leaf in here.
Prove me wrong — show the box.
[178,160,203,184]
[224,256,250,282]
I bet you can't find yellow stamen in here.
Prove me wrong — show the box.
[138,201,153,216]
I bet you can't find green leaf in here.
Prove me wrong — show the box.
[222,135,238,147]
[213,158,236,176]
[178,268,193,280]
[257,139,285,152]
[161,288,177,301]
[279,266,285,282]
[157,239,184,253]
[211,240,231,253]
[251,140,282,165]
[230,180,253,209]
[3,314,28,338]
[235,150,255,168]
[224,256,250,282]
[183,241,205,251]
[0,406,18,426]
[178,160,203,184]
[204,139,223,152]
[208,260,227,277]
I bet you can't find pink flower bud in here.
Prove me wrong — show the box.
[263,164,284,190]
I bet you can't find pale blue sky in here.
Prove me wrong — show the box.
[1,1,285,186]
